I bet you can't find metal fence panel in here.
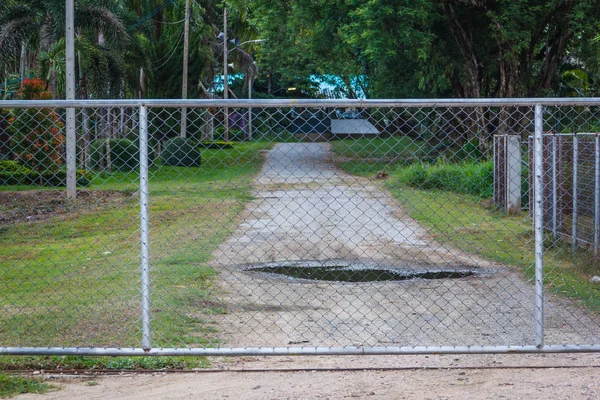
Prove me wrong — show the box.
[1,99,600,356]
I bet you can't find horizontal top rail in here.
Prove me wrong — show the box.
[2,97,600,108]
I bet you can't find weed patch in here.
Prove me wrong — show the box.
[0,374,51,398]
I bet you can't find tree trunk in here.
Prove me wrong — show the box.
[19,41,27,83]
[139,67,147,98]
[534,0,574,94]
[81,109,91,170]
[442,4,482,98]
[98,108,110,173]
[267,73,272,95]
[442,4,490,154]
[119,108,126,137]
[77,45,92,171]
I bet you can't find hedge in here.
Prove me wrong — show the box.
[0,171,92,187]
[90,139,142,172]
[161,137,202,167]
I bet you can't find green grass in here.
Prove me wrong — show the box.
[0,142,272,366]
[393,161,494,198]
[0,374,51,398]
[0,356,209,371]
[330,136,429,176]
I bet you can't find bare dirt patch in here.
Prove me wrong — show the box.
[0,190,132,225]
[15,356,600,400]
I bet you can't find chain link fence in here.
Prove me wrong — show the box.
[1,99,600,356]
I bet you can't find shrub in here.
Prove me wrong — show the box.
[0,160,91,186]
[0,160,30,173]
[161,137,202,167]
[10,79,65,173]
[90,139,140,172]
[0,160,32,185]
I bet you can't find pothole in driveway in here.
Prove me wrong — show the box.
[246,261,479,282]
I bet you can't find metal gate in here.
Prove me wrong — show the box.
[1,99,600,356]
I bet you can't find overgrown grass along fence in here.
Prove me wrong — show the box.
[394,161,494,199]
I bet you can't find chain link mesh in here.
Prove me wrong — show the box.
[1,101,600,353]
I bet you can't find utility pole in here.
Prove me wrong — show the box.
[65,0,76,199]
[248,68,253,141]
[223,6,229,141]
[180,0,190,138]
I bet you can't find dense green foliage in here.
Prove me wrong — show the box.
[2,0,598,101]
[90,138,141,172]
[0,159,92,186]
[0,160,30,174]
[0,160,31,185]
[250,0,600,99]
[161,137,202,166]
[0,0,598,164]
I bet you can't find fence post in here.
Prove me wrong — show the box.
[595,134,600,256]
[139,104,152,350]
[572,133,578,252]
[534,104,545,349]
[65,0,76,200]
[506,135,522,214]
[551,134,558,240]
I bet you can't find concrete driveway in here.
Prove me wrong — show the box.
[209,142,600,349]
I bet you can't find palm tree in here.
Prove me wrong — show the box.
[39,38,66,97]
[0,0,130,99]
[0,0,135,172]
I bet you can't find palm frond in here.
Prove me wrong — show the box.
[77,6,129,47]
[0,17,35,54]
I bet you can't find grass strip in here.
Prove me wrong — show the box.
[0,374,51,398]
[0,356,208,371]
[393,161,494,198]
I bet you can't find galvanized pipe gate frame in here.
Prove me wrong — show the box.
[2,98,600,357]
